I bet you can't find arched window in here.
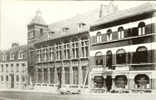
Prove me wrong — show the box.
[115,75,127,88]
[116,49,126,64]
[106,50,113,69]
[134,74,150,89]
[138,22,146,35]
[135,46,148,63]
[1,76,3,81]
[95,52,103,65]
[93,76,104,88]
[107,29,112,41]
[118,27,124,39]
[96,32,102,43]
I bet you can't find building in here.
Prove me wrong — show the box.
[0,43,28,89]
[89,3,156,93]
[27,4,117,90]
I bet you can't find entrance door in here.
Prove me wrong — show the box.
[105,75,112,92]
[11,74,14,88]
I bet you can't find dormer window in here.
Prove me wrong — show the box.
[107,29,112,41]
[96,32,102,43]
[78,23,86,29]
[63,27,69,32]
[138,22,145,36]
[10,53,14,60]
[118,27,124,39]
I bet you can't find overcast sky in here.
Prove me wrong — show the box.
[0,0,155,50]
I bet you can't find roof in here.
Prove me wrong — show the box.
[37,8,101,42]
[92,3,156,27]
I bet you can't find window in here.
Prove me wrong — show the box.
[22,75,25,82]
[116,49,126,64]
[49,47,54,61]
[96,32,102,43]
[16,75,19,82]
[106,50,113,69]
[56,44,62,60]
[134,46,148,63]
[82,66,88,85]
[95,52,103,65]
[65,67,70,84]
[1,64,3,72]
[50,68,55,84]
[64,43,70,60]
[37,49,41,62]
[44,68,48,82]
[106,29,112,41]
[1,76,3,81]
[118,27,124,39]
[72,41,79,59]
[10,53,14,60]
[38,69,42,83]
[16,64,19,72]
[138,22,146,35]
[93,76,104,88]
[73,67,78,84]
[135,74,150,89]
[81,40,89,58]
[18,51,24,59]
[114,75,127,88]
[2,55,7,61]
[40,28,43,36]
[62,27,69,32]
[11,64,13,72]
[6,75,8,81]
[6,64,8,72]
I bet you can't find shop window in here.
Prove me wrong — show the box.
[95,52,103,65]
[116,49,126,64]
[106,50,113,69]
[134,74,150,89]
[138,22,146,35]
[94,76,104,88]
[114,75,127,88]
[118,27,124,39]
[96,32,102,43]
[106,29,112,41]
[134,46,148,63]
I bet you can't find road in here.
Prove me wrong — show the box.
[0,90,156,100]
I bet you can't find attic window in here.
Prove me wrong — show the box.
[63,27,69,32]
[78,23,86,28]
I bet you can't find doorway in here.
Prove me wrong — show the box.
[105,75,112,92]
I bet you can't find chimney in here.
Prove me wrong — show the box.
[99,4,104,18]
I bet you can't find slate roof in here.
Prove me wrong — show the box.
[92,3,156,27]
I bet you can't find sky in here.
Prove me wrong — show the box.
[0,0,155,50]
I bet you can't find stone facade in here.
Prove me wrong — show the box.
[0,43,28,89]
[89,3,156,93]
